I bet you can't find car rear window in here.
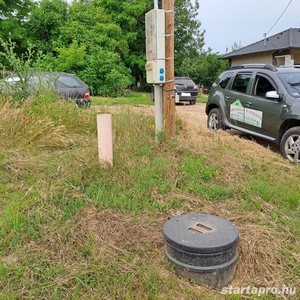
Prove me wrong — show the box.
[58,76,82,87]
[175,77,196,85]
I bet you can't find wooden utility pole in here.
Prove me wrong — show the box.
[162,0,175,138]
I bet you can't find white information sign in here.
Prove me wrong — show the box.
[230,99,263,128]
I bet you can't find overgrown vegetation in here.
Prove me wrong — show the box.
[0,86,300,299]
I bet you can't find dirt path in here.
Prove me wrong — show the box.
[95,102,208,129]
[175,103,207,127]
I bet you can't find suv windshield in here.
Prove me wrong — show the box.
[277,72,300,98]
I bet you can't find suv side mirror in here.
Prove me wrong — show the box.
[265,91,280,100]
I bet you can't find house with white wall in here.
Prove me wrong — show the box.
[222,28,300,67]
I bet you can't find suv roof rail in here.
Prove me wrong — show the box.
[278,65,300,69]
[229,64,277,71]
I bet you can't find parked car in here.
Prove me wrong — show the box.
[0,72,92,107]
[151,76,198,105]
[174,77,198,105]
[205,64,300,163]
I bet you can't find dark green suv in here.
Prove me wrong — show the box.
[205,64,300,163]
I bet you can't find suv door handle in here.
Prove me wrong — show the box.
[246,101,252,106]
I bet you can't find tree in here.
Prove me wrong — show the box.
[25,0,69,54]
[92,0,151,89]
[173,0,205,75]
[57,1,129,57]
[38,1,134,96]
[0,0,34,65]
[93,0,206,89]
[231,41,243,52]
[177,52,229,88]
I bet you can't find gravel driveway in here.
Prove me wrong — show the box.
[175,103,207,127]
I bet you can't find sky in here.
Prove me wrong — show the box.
[197,0,300,54]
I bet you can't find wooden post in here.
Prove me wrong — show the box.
[162,0,175,138]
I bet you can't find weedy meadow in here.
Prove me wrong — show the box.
[0,91,300,299]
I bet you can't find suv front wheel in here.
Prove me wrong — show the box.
[207,108,224,131]
[280,127,300,163]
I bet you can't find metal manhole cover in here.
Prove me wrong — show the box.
[163,213,239,253]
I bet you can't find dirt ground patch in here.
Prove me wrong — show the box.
[174,102,208,127]
[130,102,208,128]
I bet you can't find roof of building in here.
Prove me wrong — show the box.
[222,28,300,59]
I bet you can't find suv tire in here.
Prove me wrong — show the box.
[280,126,300,163]
[207,108,224,131]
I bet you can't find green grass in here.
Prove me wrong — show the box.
[0,93,299,299]
[91,91,208,105]
[91,92,153,106]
